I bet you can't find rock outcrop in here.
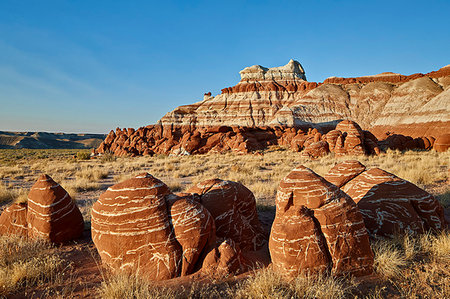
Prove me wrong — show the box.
[326,161,446,238]
[97,61,449,157]
[269,166,374,279]
[91,174,264,280]
[27,174,84,242]
[96,119,381,158]
[0,203,28,237]
[169,194,216,276]
[159,62,450,138]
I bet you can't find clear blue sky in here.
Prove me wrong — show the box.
[0,0,448,133]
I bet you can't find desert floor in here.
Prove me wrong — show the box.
[0,148,449,298]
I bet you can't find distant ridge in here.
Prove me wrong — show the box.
[0,131,106,149]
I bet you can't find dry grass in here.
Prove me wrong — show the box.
[235,268,355,299]
[75,165,109,181]
[0,183,28,204]
[97,273,176,299]
[371,232,450,298]
[372,240,407,279]
[0,183,16,203]
[0,236,67,296]
[62,178,101,197]
[0,148,448,297]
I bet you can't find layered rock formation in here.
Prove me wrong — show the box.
[97,60,449,156]
[269,166,374,278]
[433,134,450,152]
[159,61,449,138]
[325,161,446,238]
[91,174,264,280]
[91,173,183,280]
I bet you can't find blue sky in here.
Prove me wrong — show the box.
[0,0,449,133]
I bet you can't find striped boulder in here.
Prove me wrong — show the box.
[269,166,374,279]
[91,173,182,280]
[341,166,446,237]
[187,179,266,251]
[0,203,28,237]
[27,174,84,242]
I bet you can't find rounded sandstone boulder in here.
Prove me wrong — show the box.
[27,174,84,243]
[91,173,182,280]
[187,179,266,251]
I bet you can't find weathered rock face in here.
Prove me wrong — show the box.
[91,173,182,280]
[326,162,446,238]
[433,133,450,152]
[269,166,374,279]
[27,174,84,243]
[161,59,316,128]
[187,179,266,251]
[96,119,383,158]
[0,203,28,237]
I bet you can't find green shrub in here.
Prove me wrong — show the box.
[76,152,91,160]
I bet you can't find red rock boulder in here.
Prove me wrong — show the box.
[433,134,450,152]
[0,203,28,237]
[187,179,265,251]
[91,173,182,280]
[301,140,330,159]
[340,166,446,237]
[202,239,247,277]
[324,160,366,188]
[27,174,84,242]
[269,166,374,279]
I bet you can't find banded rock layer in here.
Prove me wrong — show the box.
[97,61,449,157]
[187,179,266,251]
[269,166,374,278]
[91,173,182,280]
[159,61,450,138]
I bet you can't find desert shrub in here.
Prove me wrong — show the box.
[100,151,116,163]
[76,151,91,160]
